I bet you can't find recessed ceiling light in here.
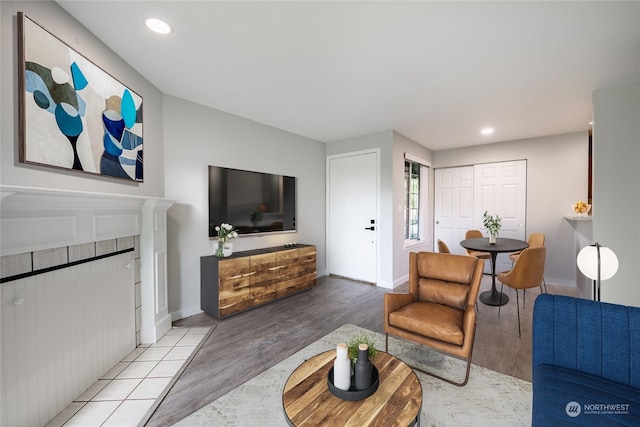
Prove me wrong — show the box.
[480,127,494,135]
[145,18,172,35]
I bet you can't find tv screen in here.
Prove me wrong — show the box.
[208,166,296,237]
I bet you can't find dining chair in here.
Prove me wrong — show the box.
[497,246,546,337]
[464,230,491,260]
[510,232,546,293]
[437,239,451,253]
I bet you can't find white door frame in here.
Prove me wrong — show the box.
[326,148,380,285]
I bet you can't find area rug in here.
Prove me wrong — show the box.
[174,324,532,426]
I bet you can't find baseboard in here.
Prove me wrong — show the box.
[391,274,408,289]
[544,278,576,287]
[376,281,395,289]
[171,305,204,322]
[156,313,172,340]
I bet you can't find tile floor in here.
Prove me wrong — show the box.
[45,326,211,427]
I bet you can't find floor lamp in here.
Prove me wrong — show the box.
[577,242,619,301]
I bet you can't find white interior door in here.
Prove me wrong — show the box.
[327,151,378,283]
[474,160,527,272]
[434,166,474,255]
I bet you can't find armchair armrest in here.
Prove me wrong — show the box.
[460,305,477,351]
[384,293,415,329]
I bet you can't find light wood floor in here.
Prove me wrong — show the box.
[146,274,576,426]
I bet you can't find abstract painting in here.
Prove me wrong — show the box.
[17,13,143,181]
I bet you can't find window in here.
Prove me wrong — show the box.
[404,160,421,240]
[403,154,430,245]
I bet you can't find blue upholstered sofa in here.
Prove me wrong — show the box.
[532,294,640,426]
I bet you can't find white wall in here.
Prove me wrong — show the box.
[0,1,164,198]
[163,95,326,320]
[433,132,589,287]
[593,82,640,307]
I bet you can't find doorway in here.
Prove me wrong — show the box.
[327,150,378,284]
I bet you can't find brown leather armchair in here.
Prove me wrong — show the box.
[384,251,484,386]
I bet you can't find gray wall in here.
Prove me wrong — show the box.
[593,82,640,306]
[1,1,164,197]
[433,132,589,287]
[163,95,326,319]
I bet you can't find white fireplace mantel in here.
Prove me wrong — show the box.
[0,185,175,344]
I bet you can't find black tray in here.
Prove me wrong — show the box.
[327,366,379,401]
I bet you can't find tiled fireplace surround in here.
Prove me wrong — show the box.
[0,185,175,426]
[1,235,144,343]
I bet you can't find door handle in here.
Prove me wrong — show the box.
[365,226,375,231]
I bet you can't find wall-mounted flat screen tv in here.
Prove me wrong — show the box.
[208,165,296,237]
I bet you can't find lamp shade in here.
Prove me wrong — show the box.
[577,244,619,281]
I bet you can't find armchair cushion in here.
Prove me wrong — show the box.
[415,254,478,309]
[416,253,477,284]
[388,301,464,345]
[419,278,470,310]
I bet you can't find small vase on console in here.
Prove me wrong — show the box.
[215,239,234,257]
[214,239,233,258]
[215,238,225,257]
[214,222,238,257]
[223,241,233,257]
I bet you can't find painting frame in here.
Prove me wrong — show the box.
[17,12,144,182]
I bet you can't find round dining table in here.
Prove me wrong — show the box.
[460,237,529,306]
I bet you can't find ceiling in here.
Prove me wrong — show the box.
[56,1,640,151]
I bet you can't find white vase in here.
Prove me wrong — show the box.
[489,232,497,245]
[333,342,351,391]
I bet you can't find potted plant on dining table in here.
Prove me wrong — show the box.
[482,211,502,245]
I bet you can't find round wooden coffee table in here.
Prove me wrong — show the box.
[282,350,422,426]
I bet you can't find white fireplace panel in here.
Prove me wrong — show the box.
[155,251,167,314]
[1,252,135,427]
[1,216,76,255]
[94,213,140,240]
[155,211,166,231]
